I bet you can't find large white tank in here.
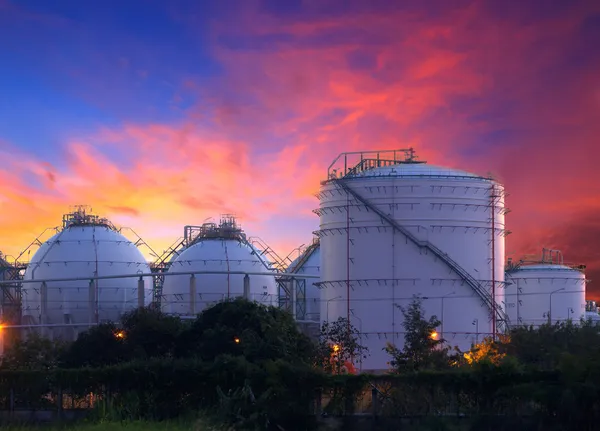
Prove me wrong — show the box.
[505,249,586,327]
[287,238,321,321]
[21,208,152,338]
[317,149,507,372]
[161,216,278,315]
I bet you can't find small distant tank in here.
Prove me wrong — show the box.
[505,249,586,327]
[161,216,278,315]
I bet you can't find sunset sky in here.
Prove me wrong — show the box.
[1,0,599,295]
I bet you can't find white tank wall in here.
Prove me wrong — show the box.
[161,239,278,314]
[289,245,321,321]
[318,164,505,372]
[505,265,586,327]
[21,226,152,336]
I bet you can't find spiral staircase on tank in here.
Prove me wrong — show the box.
[330,173,509,332]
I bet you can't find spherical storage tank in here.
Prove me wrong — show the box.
[287,237,321,321]
[505,249,586,327]
[21,208,152,338]
[161,216,278,315]
[316,149,507,372]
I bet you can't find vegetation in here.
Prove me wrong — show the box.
[317,317,368,374]
[3,297,600,430]
[385,296,454,371]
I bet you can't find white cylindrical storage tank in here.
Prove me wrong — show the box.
[161,217,278,315]
[21,209,152,339]
[287,239,321,321]
[505,257,586,327]
[317,150,506,372]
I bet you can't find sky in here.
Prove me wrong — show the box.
[1,0,600,296]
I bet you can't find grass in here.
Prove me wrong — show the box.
[0,418,227,431]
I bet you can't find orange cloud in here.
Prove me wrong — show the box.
[0,124,322,261]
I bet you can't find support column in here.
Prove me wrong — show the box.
[88,279,96,325]
[243,274,250,300]
[296,278,306,320]
[291,279,296,319]
[137,277,145,308]
[189,274,196,315]
[40,281,48,337]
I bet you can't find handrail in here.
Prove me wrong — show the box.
[248,237,291,272]
[345,158,425,177]
[288,241,320,274]
[327,148,422,178]
[331,178,509,329]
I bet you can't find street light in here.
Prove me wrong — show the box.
[326,296,342,321]
[549,288,565,324]
[441,292,455,340]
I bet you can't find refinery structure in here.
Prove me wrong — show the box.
[0,149,591,371]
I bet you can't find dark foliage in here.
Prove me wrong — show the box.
[386,296,454,372]
[120,306,184,359]
[61,323,128,368]
[317,317,368,373]
[0,332,67,370]
[176,298,315,364]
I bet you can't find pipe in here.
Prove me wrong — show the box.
[243,274,250,300]
[0,270,319,286]
[189,274,197,314]
[88,279,96,324]
[137,277,145,308]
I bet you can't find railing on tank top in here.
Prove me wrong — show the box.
[331,177,509,329]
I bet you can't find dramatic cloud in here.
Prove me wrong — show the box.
[1,0,599,294]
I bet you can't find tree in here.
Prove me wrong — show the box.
[0,332,68,370]
[61,323,129,368]
[461,335,508,366]
[499,319,600,370]
[317,317,368,374]
[385,296,452,372]
[176,298,315,364]
[120,306,184,359]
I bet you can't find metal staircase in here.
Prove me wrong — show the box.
[332,178,509,329]
[288,239,319,274]
[248,237,291,272]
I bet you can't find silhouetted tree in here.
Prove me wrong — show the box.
[386,296,452,371]
[317,317,368,374]
[120,306,184,359]
[177,298,315,364]
[1,332,68,370]
[61,322,128,367]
